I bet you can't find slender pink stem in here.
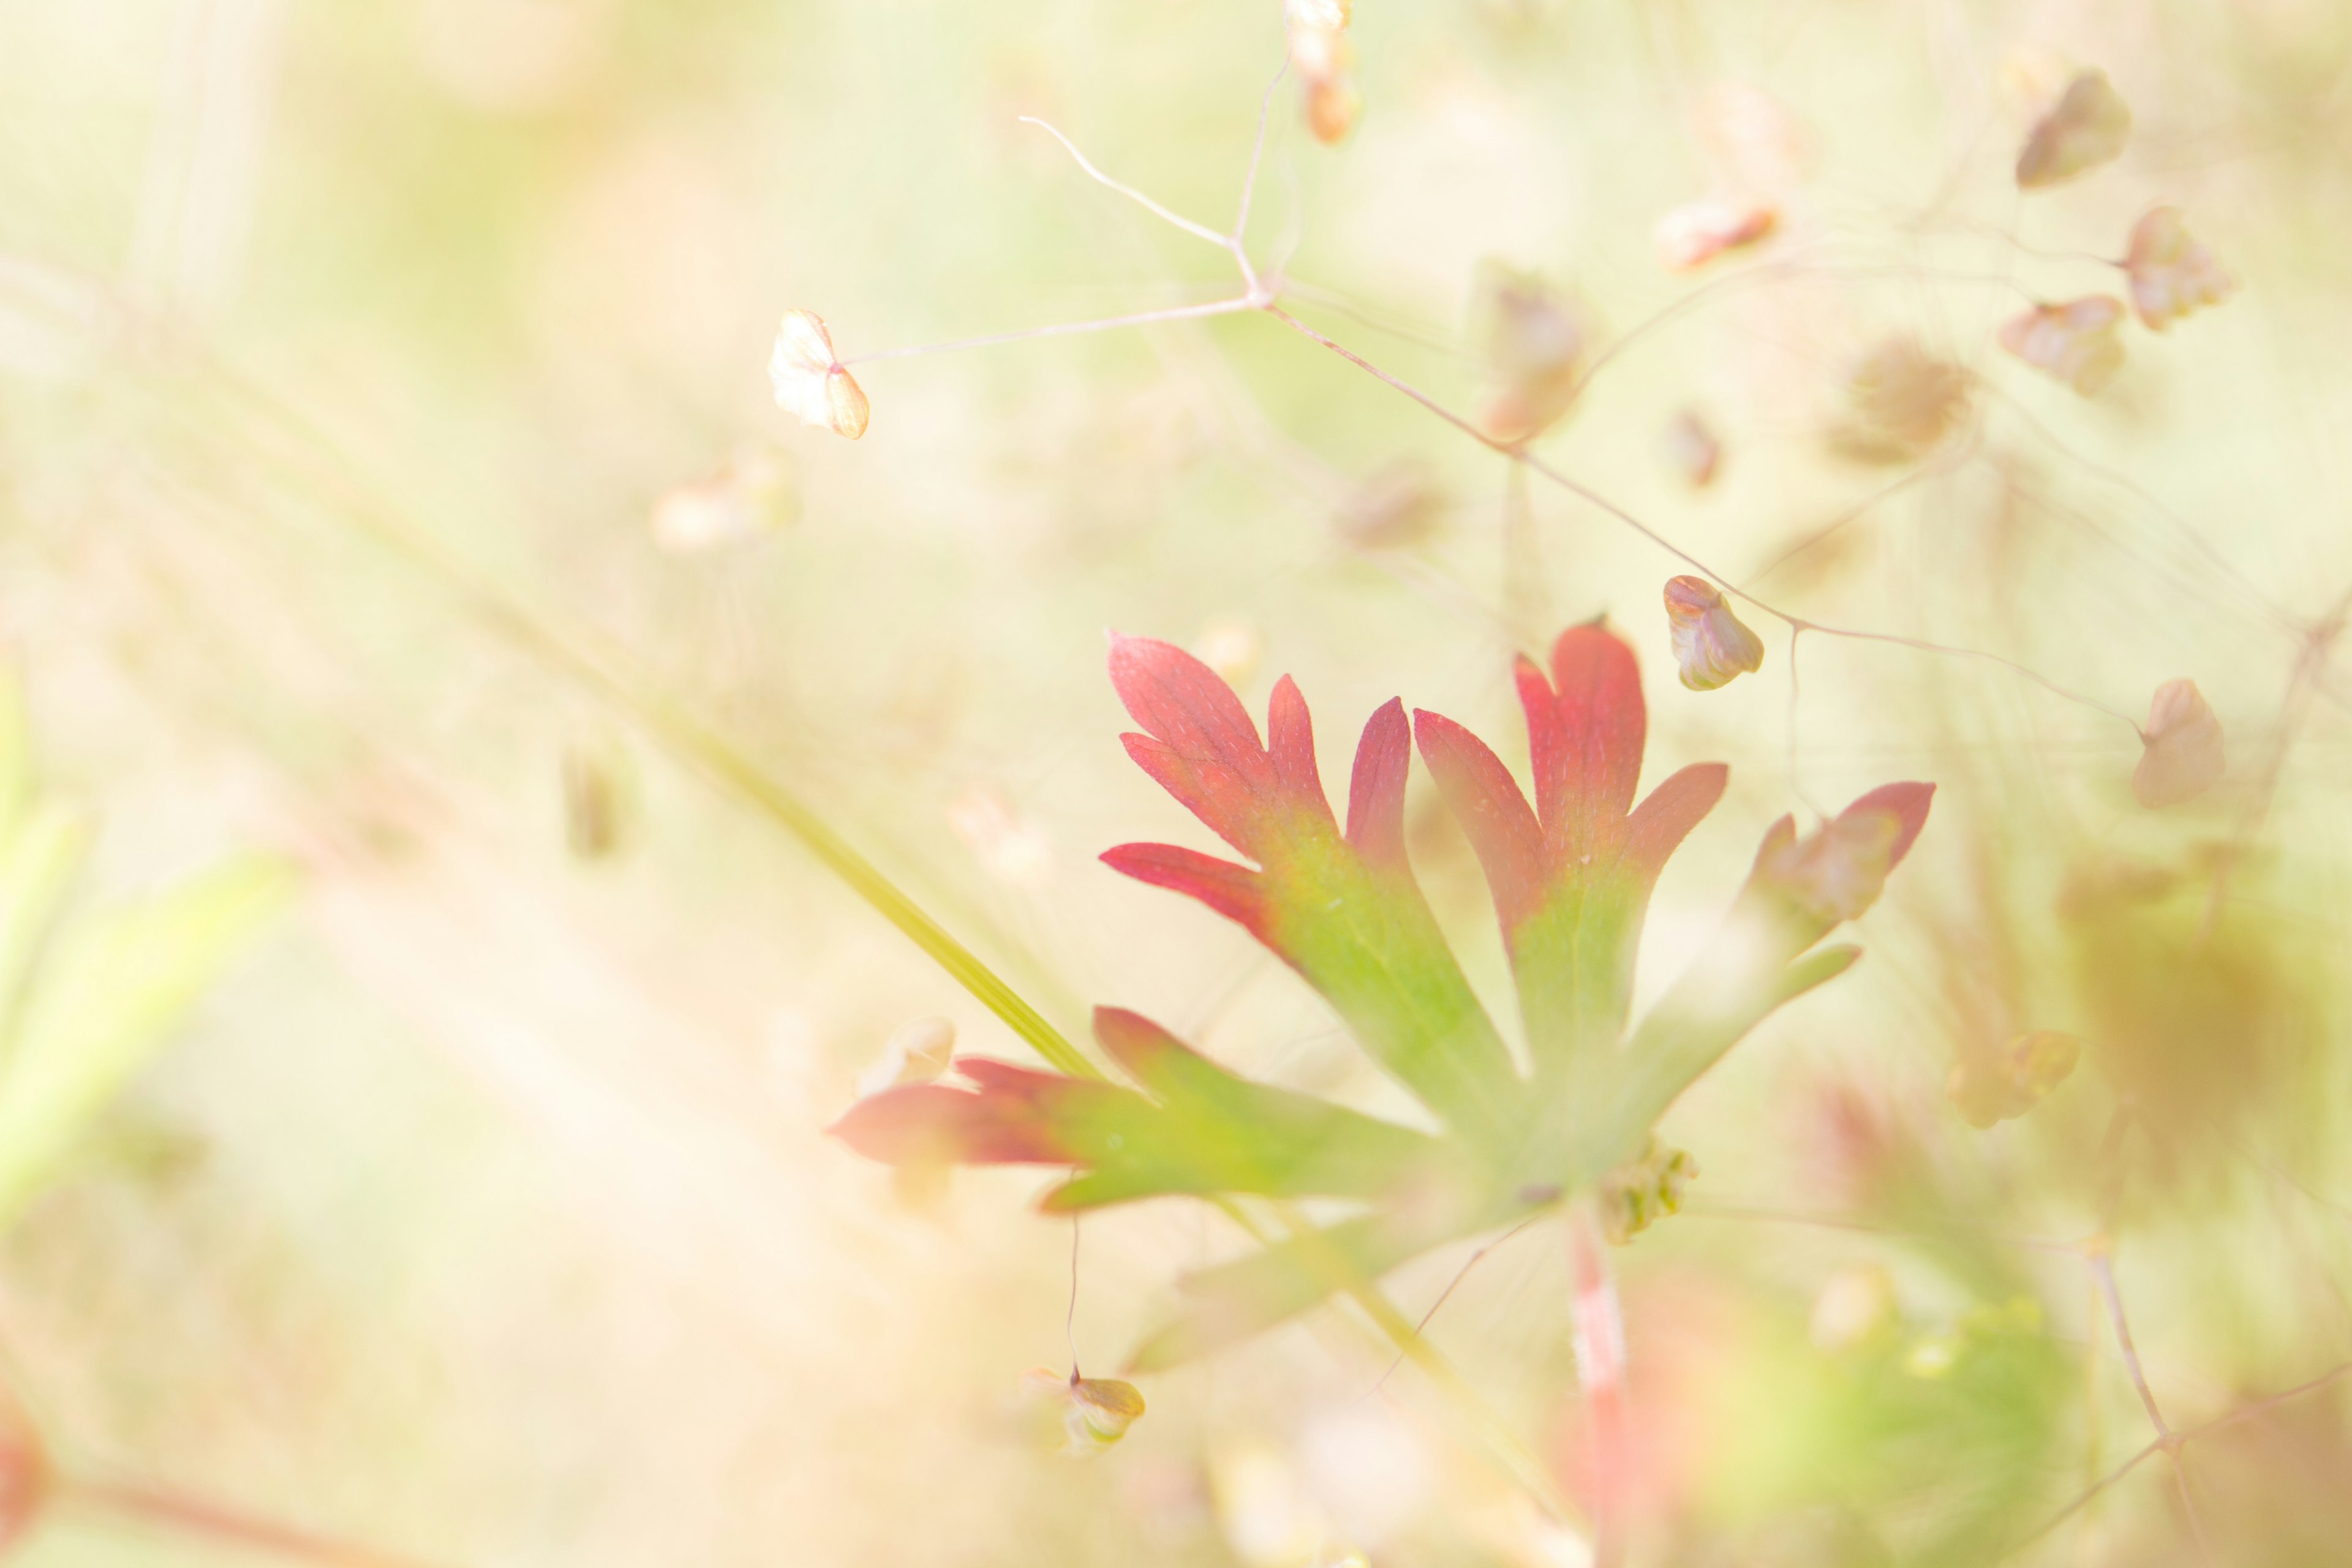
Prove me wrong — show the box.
[1266,306,2147,737]
[1568,1212,1629,1568]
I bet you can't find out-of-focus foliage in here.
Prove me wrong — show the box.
[2,1,2351,1566]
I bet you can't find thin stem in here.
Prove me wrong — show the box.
[1020,116,1246,257]
[2006,1439,2163,1556]
[2089,1252,2170,1438]
[1744,434,1978,589]
[198,361,1106,1085]
[2183,1358,2352,1439]
[1066,1212,1083,1380]
[189,335,1561,1541]
[58,1472,454,1568]
[1366,1215,1544,1396]
[840,296,1256,366]
[2087,1248,2217,1562]
[1267,306,2147,738]
[1232,58,1291,252]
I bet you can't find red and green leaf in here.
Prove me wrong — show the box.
[1102,636,1520,1139]
[1415,622,1727,1088]
[829,1007,1447,1212]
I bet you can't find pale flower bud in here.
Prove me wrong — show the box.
[1997,296,2126,394]
[2125,207,2236,331]
[2132,678,2225,808]
[769,308,870,439]
[1663,575,1765,691]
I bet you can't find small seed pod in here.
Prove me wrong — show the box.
[1019,1367,1147,1458]
[769,309,870,439]
[2132,678,2225,808]
[2125,207,2236,331]
[1997,296,2126,394]
[1473,263,1587,443]
[2015,69,2131,189]
[1663,576,1765,691]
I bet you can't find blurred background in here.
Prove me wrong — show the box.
[2,0,2350,1563]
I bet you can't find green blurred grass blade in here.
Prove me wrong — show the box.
[0,857,294,1228]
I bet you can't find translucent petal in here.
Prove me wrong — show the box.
[769,309,869,439]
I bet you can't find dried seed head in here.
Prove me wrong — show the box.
[769,308,870,439]
[1948,1030,2083,1129]
[2132,678,2225,808]
[2015,69,2132,189]
[1653,198,1778,272]
[1830,337,1972,464]
[854,1016,957,1098]
[2125,207,2236,331]
[1997,296,2127,394]
[1663,575,1765,691]
[1473,263,1588,443]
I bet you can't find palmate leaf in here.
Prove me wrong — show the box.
[1101,638,1520,1139]
[829,624,1933,1368]
[1412,623,1728,1092]
[830,1007,1459,1212]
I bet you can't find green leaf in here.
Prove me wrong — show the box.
[0,857,295,1227]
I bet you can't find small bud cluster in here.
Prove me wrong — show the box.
[1599,1136,1699,1246]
